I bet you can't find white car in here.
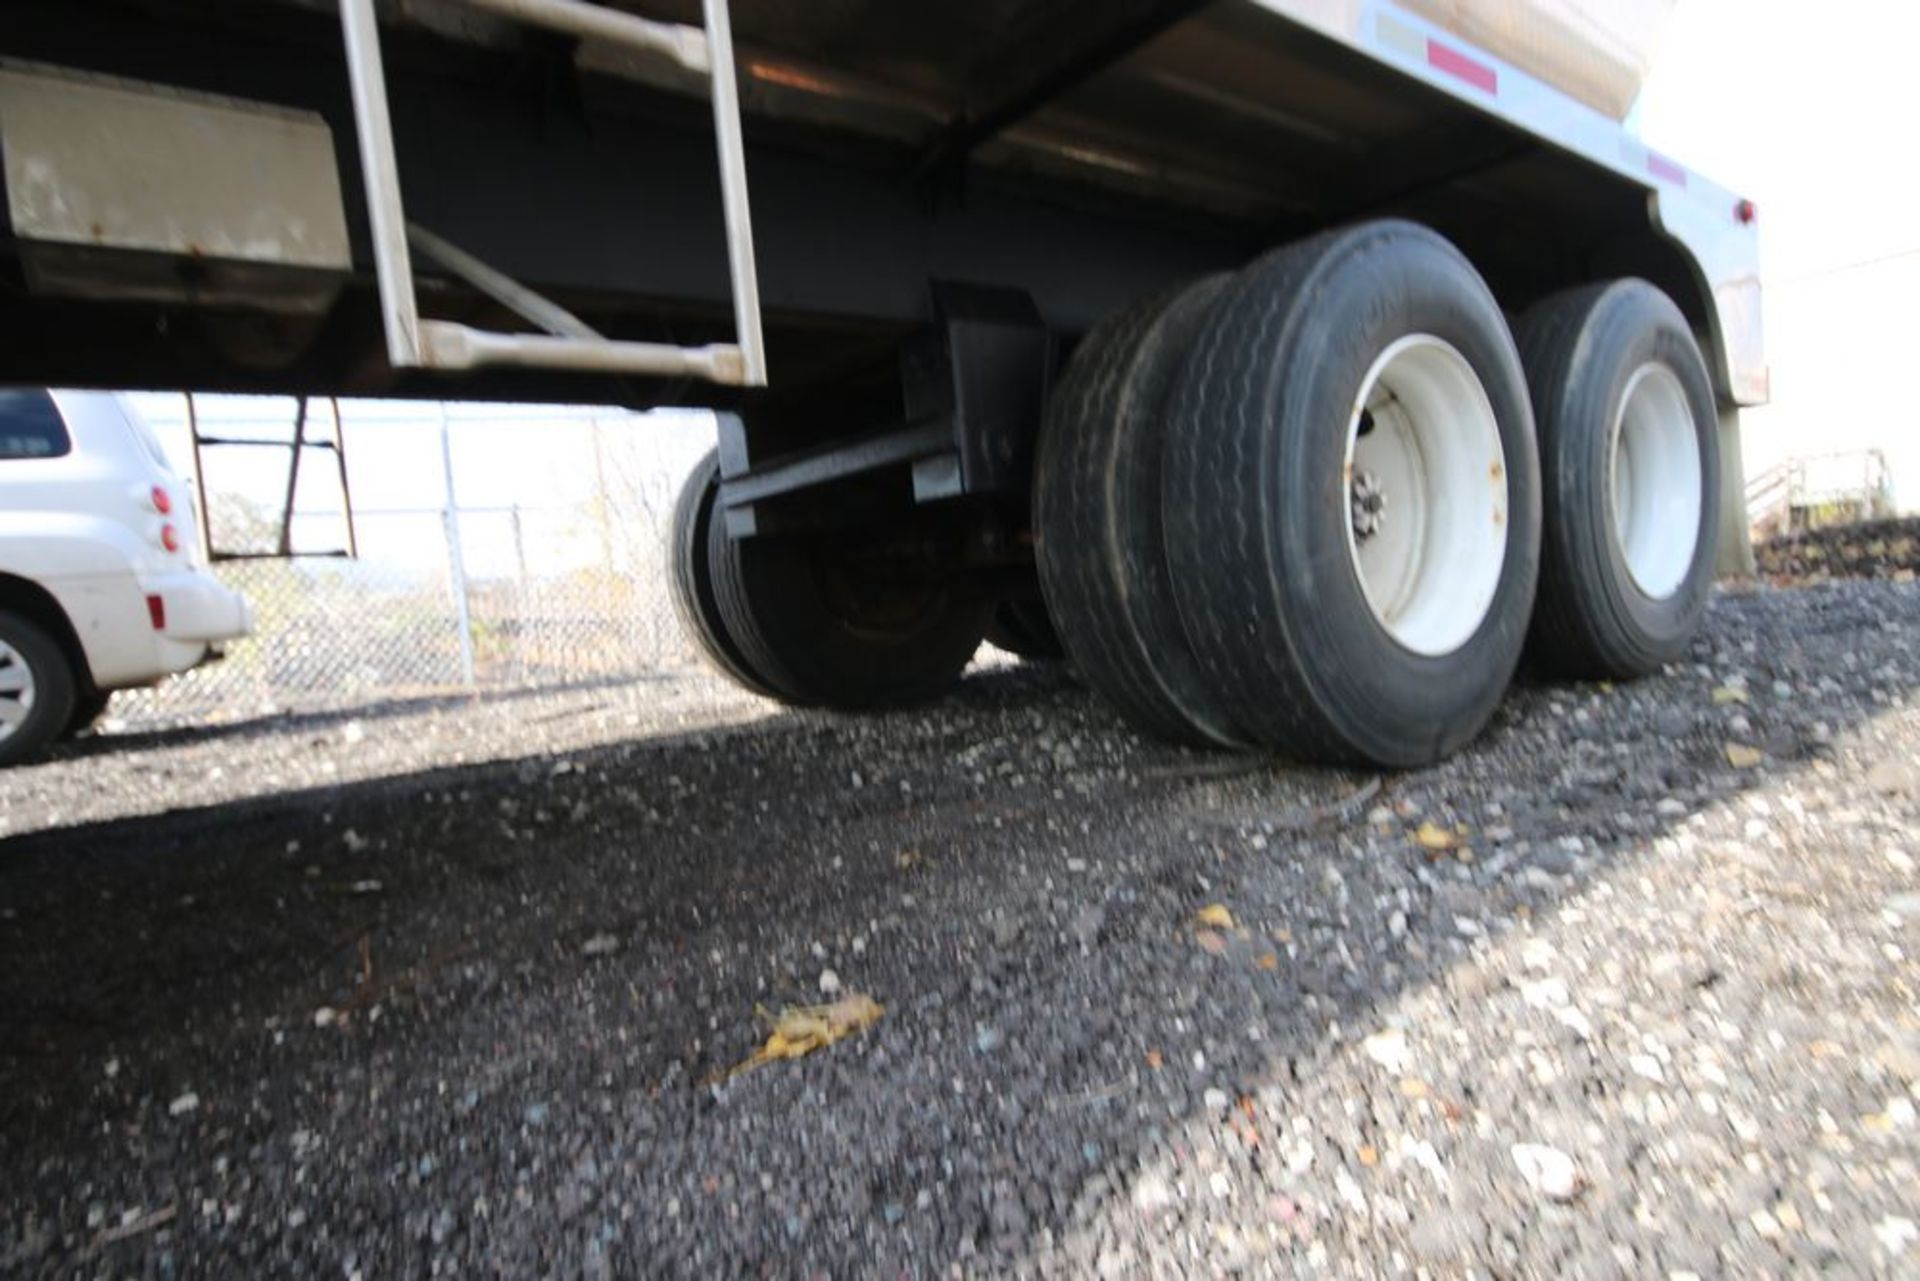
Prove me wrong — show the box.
[0,388,250,764]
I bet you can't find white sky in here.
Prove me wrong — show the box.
[1636,0,1920,508]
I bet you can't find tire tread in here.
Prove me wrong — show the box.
[666,451,784,699]
[1033,277,1243,747]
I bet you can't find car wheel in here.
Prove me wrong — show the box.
[0,610,77,767]
[62,688,112,739]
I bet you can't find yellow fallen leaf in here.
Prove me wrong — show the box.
[1725,743,1764,769]
[1145,1048,1164,1070]
[1194,904,1236,930]
[1711,686,1750,705]
[1255,951,1280,971]
[714,993,884,1081]
[1413,821,1456,852]
[1358,1144,1379,1167]
[1400,1077,1430,1098]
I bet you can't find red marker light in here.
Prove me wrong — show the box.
[160,523,181,553]
[151,485,172,514]
[146,594,167,630]
[1735,199,1757,225]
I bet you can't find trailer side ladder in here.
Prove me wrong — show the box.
[338,0,767,387]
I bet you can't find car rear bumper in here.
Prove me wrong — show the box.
[37,565,251,690]
[144,570,251,646]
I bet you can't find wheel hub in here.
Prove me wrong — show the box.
[0,638,37,744]
[1350,468,1387,541]
[1610,362,1702,599]
[1342,335,1508,657]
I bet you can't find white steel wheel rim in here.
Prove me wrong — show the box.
[1343,335,1508,657]
[1610,362,1700,599]
[0,638,35,743]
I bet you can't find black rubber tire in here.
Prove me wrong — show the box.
[707,510,989,710]
[1033,275,1246,747]
[984,598,1067,662]
[1514,280,1720,678]
[62,687,112,739]
[1162,221,1541,768]
[667,450,784,699]
[0,611,77,768]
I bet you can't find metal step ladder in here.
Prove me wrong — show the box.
[186,394,360,562]
[338,0,766,386]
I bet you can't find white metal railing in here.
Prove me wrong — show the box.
[1745,461,1794,533]
[1747,449,1896,534]
[338,0,766,386]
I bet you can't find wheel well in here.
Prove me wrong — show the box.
[0,573,93,691]
[1584,231,1728,404]
[1427,186,1728,404]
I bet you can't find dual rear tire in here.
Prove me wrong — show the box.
[1037,220,1719,767]
[668,220,1720,763]
[984,598,1066,663]
[1515,280,1720,678]
[1031,276,1245,747]
[668,451,988,709]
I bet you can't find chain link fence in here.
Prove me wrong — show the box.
[112,397,716,726]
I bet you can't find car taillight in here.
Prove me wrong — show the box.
[146,594,166,630]
[160,523,181,553]
[151,485,173,515]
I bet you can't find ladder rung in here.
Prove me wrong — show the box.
[456,0,710,74]
[418,321,749,383]
[194,435,340,451]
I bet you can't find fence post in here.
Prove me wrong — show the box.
[510,504,529,587]
[509,503,530,683]
[438,403,478,689]
[589,416,616,571]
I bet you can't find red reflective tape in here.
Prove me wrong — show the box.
[146,593,166,631]
[1427,39,1497,94]
[1647,151,1688,187]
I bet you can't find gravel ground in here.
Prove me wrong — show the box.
[3,579,1918,1278]
[1757,516,1920,587]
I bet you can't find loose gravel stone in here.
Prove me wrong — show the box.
[1,579,1917,1277]
[1511,1143,1583,1202]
